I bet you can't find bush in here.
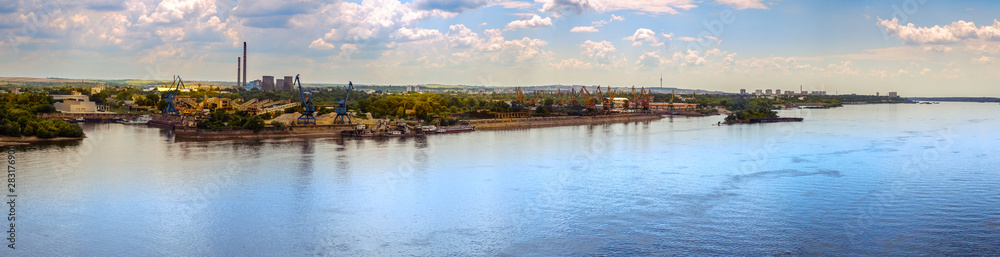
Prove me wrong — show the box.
[242,115,265,132]
[0,93,84,138]
[269,121,286,130]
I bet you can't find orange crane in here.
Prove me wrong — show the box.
[581,86,596,113]
[602,86,613,111]
[570,88,579,105]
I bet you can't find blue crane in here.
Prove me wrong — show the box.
[162,75,184,116]
[295,74,316,125]
[334,81,353,124]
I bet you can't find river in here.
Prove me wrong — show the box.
[11,102,1000,256]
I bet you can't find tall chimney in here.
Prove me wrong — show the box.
[237,57,241,88]
[243,42,247,88]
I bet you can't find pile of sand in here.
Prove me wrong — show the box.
[268,112,301,124]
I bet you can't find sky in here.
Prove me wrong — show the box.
[0,0,998,96]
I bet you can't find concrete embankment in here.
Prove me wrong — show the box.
[468,114,664,130]
[172,124,354,140]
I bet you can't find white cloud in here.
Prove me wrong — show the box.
[447,24,482,48]
[570,26,599,33]
[309,38,336,49]
[580,40,616,62]
[505,15,552,31]
[971,56,993,64]
[877,18,1000,45]
[824,61,859,76]
[672,49,708,66]
[922,45,953,53]
[579,14,623,32]
[552,58,593,69]
[662,33,674,41]
[537,0,697,16]
[637,51,669,68]
[497,1,534,9]
[446,27,551,64]
[715,0,768,10]
[321,0,456,43]
[393,27,443,41]
[339,43,360,59]
[414,0,492,12]
[624,28,662,46]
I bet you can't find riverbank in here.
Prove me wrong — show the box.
[172,124,355,140]
[468,113,665,130]
[0,136,85,146]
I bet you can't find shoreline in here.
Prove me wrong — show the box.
[162,114,667,140]
[469,114,666,130]
[171,124,355,140]
[0,136,86,146]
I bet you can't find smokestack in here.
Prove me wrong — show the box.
[237,57,241,88]
[243,42,247,88]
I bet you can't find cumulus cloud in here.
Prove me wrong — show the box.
[443,26,551,64]
[309,38,336,49]
[505,15,552,30]
[637,51,669,68]
[570,26,599,32]
[537,0,697,16]
[672,49,708,66]
[414,0,492,12]
[580,40,616,63]
[497,1,534,9]
[877,18,1000,45]
[575,14,623,32]
[824,61,859,76]
[320,0,456,43]
[624,28,662,46]
[715,0,768,10]
[446,24,482,48]
[393,27,443,41]
[552,58,593,69]
[971,56,993,64]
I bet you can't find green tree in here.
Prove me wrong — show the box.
[242,115,265,132]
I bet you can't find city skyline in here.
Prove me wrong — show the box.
[1,0,999,97]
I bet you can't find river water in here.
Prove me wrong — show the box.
[11,102,1000,256]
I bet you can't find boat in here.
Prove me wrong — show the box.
[74,117,85,123]
[122,115,152,124]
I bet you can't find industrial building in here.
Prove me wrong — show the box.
[283,76,294,91]
[262,76,275,91]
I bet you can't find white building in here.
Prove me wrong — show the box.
[55,99,98,113]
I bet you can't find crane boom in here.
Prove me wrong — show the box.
[295,74,317,125]
[333,81,353,124]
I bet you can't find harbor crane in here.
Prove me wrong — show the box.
[333,81,354,124]
[294,74,316,125]
[162,75,185,116]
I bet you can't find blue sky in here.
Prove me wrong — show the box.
[1,0,998,96]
